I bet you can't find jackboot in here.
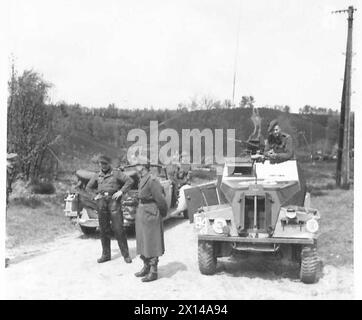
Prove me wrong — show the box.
[97,236,111,263]
[141,257,158,282]
[124,256,132,263]
[135,256,150,277]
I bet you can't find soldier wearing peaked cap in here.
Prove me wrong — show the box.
[264,119,294,163]
[86,154,134,264]
[133,158,168,282]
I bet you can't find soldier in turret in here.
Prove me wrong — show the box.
[264,119,294,163]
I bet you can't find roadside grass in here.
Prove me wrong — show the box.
[6,200,76,250]
[6,180,77,252]
[313,189,353,267]
[301,161,353,267]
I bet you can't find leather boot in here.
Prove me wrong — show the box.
[135,256,150,277]
[97,236,111,263]
[124,256,132,263]
[141,257,158,282]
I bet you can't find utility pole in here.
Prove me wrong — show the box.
[333,6,356,188]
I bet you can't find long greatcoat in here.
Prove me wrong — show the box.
[136,172,168,258]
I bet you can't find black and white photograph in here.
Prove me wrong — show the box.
[1,0,361,302]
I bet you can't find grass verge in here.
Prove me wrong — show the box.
[313,188,353,267]
[6,200,76,251]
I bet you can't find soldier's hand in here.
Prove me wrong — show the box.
[112,190,123,200]
[269,153,277,160]
[265,150,276,159]
[251,154,264,161]
[94,193,103,200]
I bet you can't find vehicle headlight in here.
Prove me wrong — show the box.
[306,218,319,233]
[286,208,297,219]
[212,218,227,234]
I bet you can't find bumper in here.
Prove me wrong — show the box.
[198,234,315,245]
[64,210,78,218]
[123,220,135,228]
[78,218,99,228]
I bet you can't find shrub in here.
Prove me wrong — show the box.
[31,182,56,194]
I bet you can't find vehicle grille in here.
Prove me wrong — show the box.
[243,195,267,233]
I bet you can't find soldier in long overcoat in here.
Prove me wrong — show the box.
[134,161,168,282]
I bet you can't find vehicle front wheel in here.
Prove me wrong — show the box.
[80,225,97,235]
[182,210,189,219]
[300,245,320,284]
[198,240,217,275]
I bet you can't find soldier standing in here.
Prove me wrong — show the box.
[6,153,18,268]
[171,163,190,206]
[6,153,18,206]
[134,160,168,282]
[264,119,294,163]
[86,154,133,264]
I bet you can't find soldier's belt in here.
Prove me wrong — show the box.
[97,191,116,199]
[139,199,156,204]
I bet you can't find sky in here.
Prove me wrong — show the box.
[2,0,361,112]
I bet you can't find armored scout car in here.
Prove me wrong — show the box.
[187,156,320,284]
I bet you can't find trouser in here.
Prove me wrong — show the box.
[171,181,178,206]
[97,197,129,258]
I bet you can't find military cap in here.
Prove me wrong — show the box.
[98,154,112,164]
[133,155,151,169]
[268,119,279,133]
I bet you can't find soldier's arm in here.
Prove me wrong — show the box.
[264,138,271,153]
[150,179,168,217]
[185,171,191,184]
[85,174,98,196]
[275,136,294,162]
[117,172,134,193]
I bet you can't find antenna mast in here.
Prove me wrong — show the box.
[232,0,242,106]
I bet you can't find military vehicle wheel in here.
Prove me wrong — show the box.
[182,210,189,219]
[198,240,217,275]
[300,245,319,284]
[80,226,97,235]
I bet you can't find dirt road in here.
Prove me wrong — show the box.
[4,218,353,300]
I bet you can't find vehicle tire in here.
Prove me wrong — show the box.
[182,210,189,219]
[198,240,217,275]
[300,245,319,284]
[80,225,97,235]
[291,244,302,263]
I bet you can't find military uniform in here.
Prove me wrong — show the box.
[171,166,190,205]
[86,167,133,262]
[6,153,18,206]
[265,132,294,163]
[264,119,294,163]
[135,171,168,282]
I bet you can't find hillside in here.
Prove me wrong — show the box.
[51,107,350,173]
